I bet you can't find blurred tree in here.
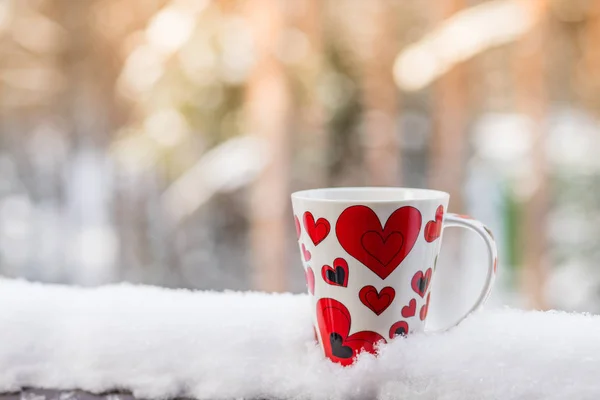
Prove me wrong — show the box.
[358,0,401,186]
[291,0,327,188]
[513,0,549,310]
[428,0,468,214]
[245,0,291,292]
[577,0,600,112]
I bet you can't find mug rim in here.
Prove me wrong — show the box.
[291,187,449,203]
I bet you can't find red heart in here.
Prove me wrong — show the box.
[321,258,349,287]
[358,285,396,315]
[389,320,409,339]
[493,258,498,274]
[301,243,312,262]
[411,268,432,298]
[316,298,386,366]
[401,298,417,318]
[303,212,330,246]
[420,293,431,321]
[424,205,444,242]
[294,215,301,240]
[336,205,422,280]
[305,267,315,295]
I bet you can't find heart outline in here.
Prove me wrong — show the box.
[336,205,422,280]
[321,258,349,287]
[424,205,444,242]
[358,285,396,316]
[303,212,330,246]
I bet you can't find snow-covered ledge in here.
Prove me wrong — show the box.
[1,278,599,400]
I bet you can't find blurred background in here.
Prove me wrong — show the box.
[0,0,599,313]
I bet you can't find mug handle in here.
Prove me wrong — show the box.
[427,213,498,332]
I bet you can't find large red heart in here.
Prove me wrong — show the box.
[358,285,395,315]
[336,205,422,280]
[294,215,301,240]
[401,298,416,318]
[321,258,349,287]
[424,205,444,242]
[420,292,431,321]
[303,212,330,246]
[411,268,432,298]
[316,298,385,366]
[305,267,315,295]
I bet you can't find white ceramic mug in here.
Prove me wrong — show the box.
[291,187,497,366]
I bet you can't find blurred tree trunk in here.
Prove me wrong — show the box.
[245,0,291,292]
[514,0,548,310]
[360,0,400,186]
[578,0,600,112]
[296,0,326,188]
[428,0,467,213]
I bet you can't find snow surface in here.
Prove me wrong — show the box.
[1,278,600,400]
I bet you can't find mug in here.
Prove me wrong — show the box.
[291,187,497,366]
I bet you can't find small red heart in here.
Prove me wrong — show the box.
[420,293,431,321]
[303,212,330,246]
[321,258,349,287]
[305,267,315,295]
[294,215,301,240]
[317,298,386,366]
[401,298,417,318]
[424,205,444,242]
[301,243,312,262]
[389,320,409,339]
[411,268,432,298]
[493,258,498,274]
[359,285,396,316]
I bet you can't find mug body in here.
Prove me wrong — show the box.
[292,187,449,365]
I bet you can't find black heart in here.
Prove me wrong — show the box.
[394,327,407,337]
[330,332,352,358]
[418,277,429,294]
[326,266,346,285]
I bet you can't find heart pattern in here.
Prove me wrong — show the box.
[294,215,301,240]
[389,321,409,339]
[358,285,396,315]
[305,267,315,295]
[401,298,417,318]
[424,205,444,242]
[420,293,431,321]
[301,243,312,262]
[411,268,432,298]
[321,258,349,287]
[303,212,330,246]
[336,205,422,280]
[316,298,385,366]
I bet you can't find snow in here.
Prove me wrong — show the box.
[1,278,600,400]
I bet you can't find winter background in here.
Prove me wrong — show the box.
[0,0,600,315]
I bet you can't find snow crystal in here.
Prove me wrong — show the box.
[1,278,600,400]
